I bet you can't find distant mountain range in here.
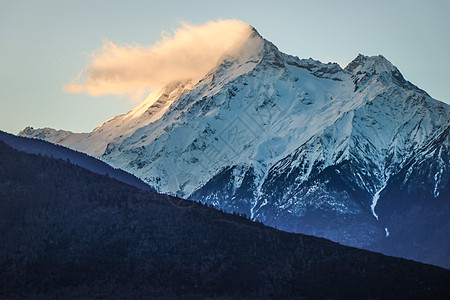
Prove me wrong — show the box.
[20,28,450,268]
[1,139,449,299]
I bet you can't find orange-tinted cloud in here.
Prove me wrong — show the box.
[63,19,253,101]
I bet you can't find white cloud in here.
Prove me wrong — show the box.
[63,19,253,101]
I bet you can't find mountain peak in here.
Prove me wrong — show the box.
[212,26,265,65]
[345,54,399,75]
[249,26,263,39]
[234,27,288,69]
[344,53,408,88]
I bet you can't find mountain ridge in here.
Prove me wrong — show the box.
[19,28,450,267]
[0,130,153,191]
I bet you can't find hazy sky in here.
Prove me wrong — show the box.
[1,0,449,134]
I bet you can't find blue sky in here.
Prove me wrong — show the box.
[1,0,449,134]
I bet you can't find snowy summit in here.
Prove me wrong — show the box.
[20,25,450,268]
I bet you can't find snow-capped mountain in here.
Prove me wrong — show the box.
[20,28,450,267]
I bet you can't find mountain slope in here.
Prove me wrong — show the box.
[0,130,152,191]
[20,28,450,268]
[1,140,450,299]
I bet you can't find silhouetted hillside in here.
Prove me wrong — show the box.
[0,141,449,299]
[0,130,152,191]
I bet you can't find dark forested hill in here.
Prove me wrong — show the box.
[0,141,449,299]
[0,130,153,191]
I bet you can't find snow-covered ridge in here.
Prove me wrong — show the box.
[19,29,450,255]
[19,30,449,199]
[19,30,449,198]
